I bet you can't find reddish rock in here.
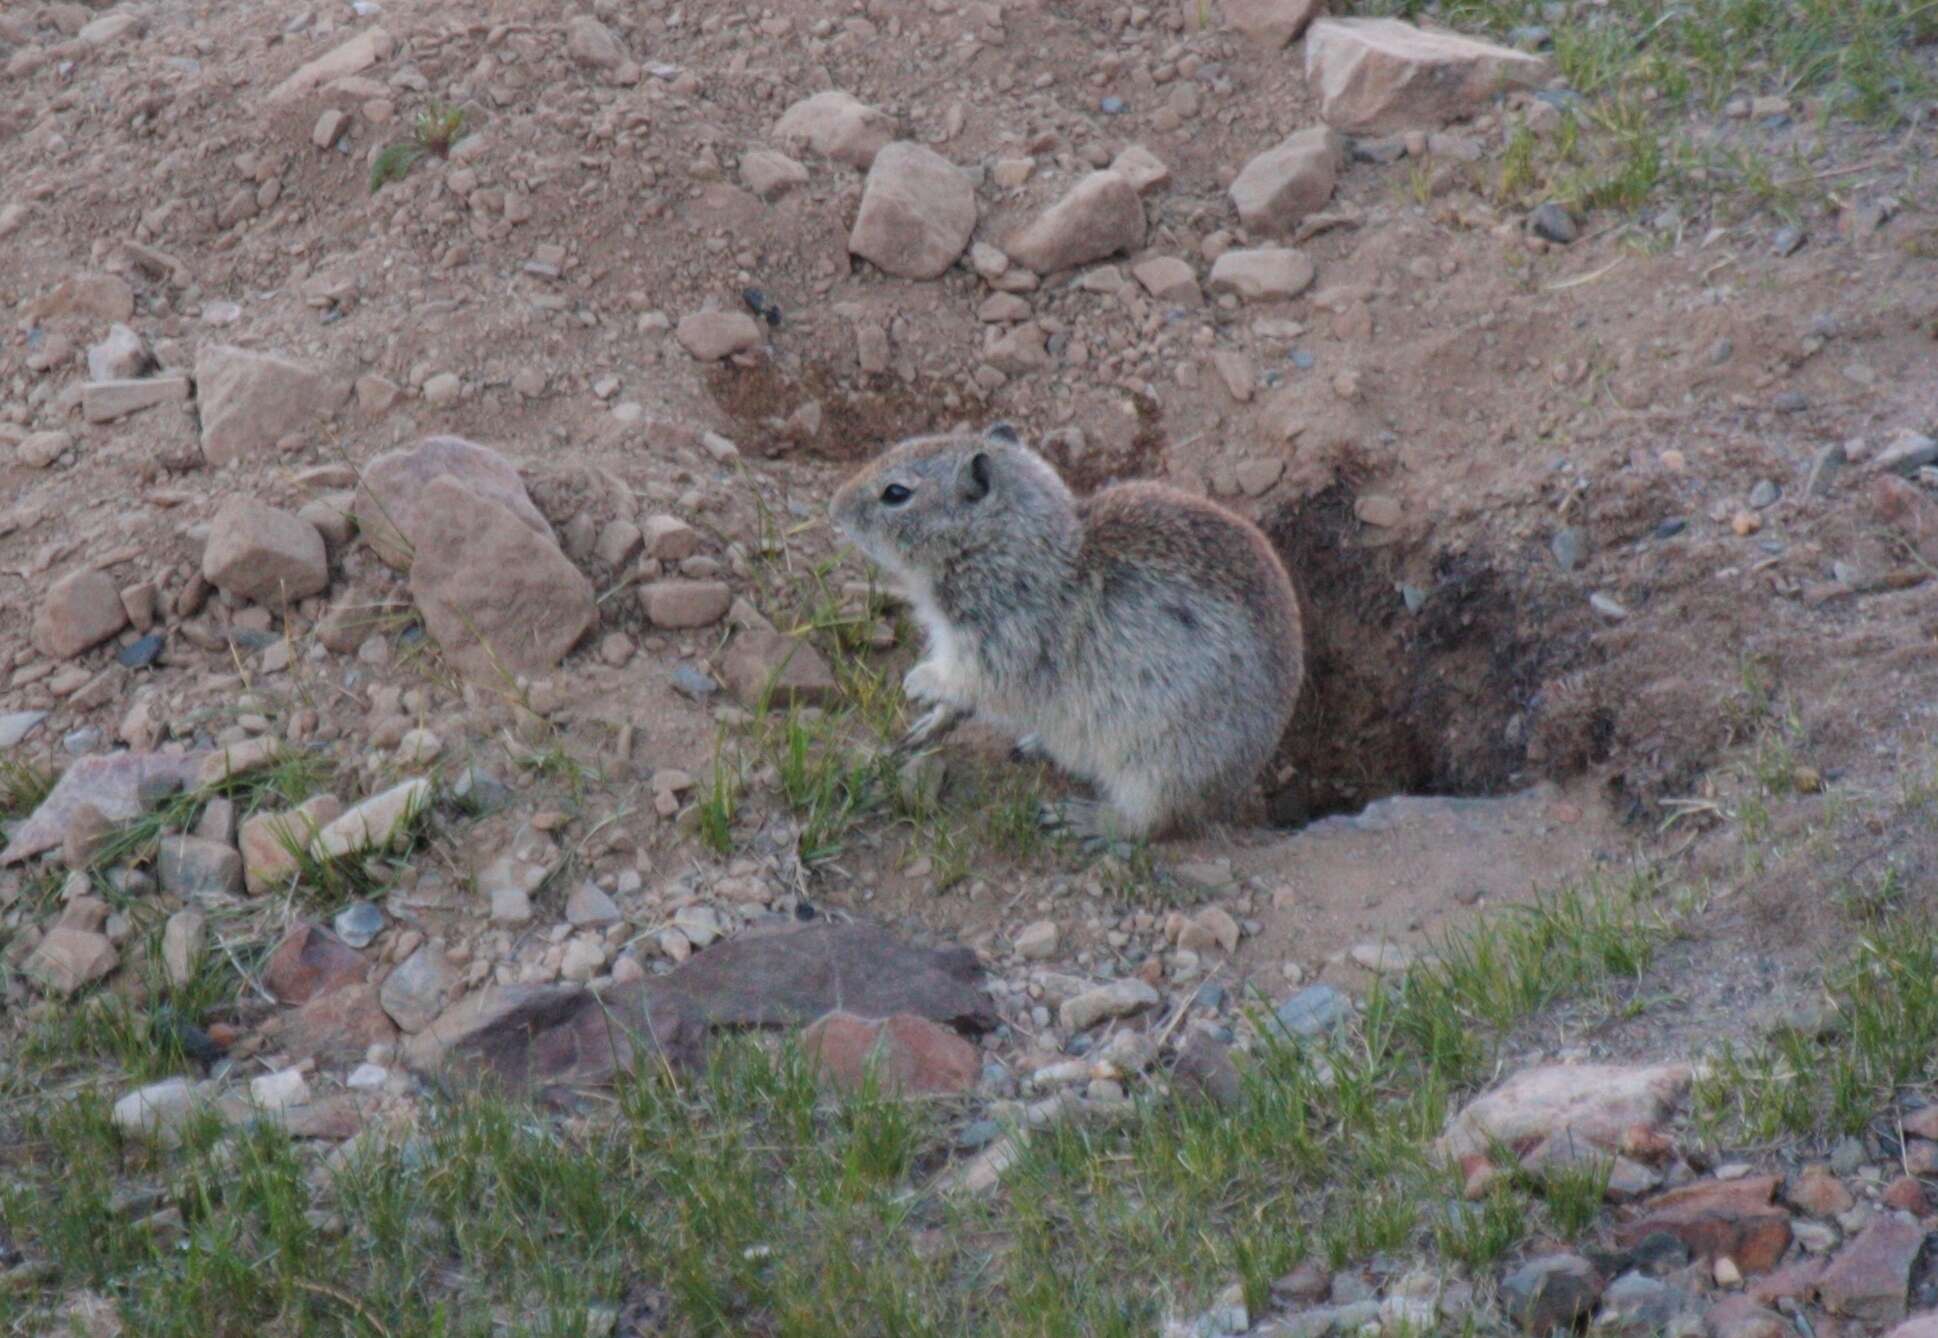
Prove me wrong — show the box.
[655,920,996,1030]
[24,927,118,996]
[403,981,707,1090]
[641,579,731,629]
[239,795,343,894]
[720,629,837,708]
[196,344,346,465]
[1817,1211,1924,1323]
[1703,1297,1792,1338]
[1870,475,1938,563]
[34,569,129,660]
[1440,1062,1693,1169]
[273,1092,379,1141]
[848,142,978,280]
[1205,247,1317,303]
[354,435,555,572]
[278,984,398,1061]
[773,90,894,170]
[1788,1165,1857,1217]
[675,310,764,362]
[1304,17,1552,134]
[267,26,395,102]
[407,474,596,679]
[262,924,368,1005]
[27,272,134,324]
[0,751,208,867]
[201,498,329,606]
[1748,1256,1825,1306]
[1615,1175,1792,1274]
[1907,1140,1938,1176]
[1221,0,1324,46]
[1005,170,1145,275]
[1228,127,1343,237]
[1884,1177,1930,1215]
[1901,1105,1938,1141]
[801,1011,980,1096]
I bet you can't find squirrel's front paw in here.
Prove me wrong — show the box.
[902,660,958,707]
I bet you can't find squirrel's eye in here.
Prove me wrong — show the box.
[880,484,912,506]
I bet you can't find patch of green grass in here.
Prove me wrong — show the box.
[1537,1155,1615,1240]
[1,756,55,819]
[0,857,1673,1333]
[1380,870,1669,1080]
[1434,1182,1530,1268]
[1350,0,1929,226]
[515,742,601,808]
[368,99,469,194]
[1695,913,1938,1142]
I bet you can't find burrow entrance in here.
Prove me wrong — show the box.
[1261,484,1607,827]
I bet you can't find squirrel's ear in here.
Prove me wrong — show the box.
[984,422,1020,445]
[958,450,992,502]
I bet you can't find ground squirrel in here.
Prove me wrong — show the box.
[831,424,1305,841]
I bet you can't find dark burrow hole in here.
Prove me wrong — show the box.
[1261,484,1609,828]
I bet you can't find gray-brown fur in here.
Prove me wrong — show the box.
[831,425,1305,839]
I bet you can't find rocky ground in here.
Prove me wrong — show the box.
[4,0,1938,1330]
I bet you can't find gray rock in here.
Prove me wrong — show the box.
[117,634,164,669]
[1748,479,1781,509]
[332,901,386,949]
[1551,526,1586,571]
[1501,1254,1602,1334]
[379,942,462,1033]
[451,767,512,815]
[1874,430,1938,475]
[1275,984,1350,1037]
[670,664,718,700]
[1772,389,1809,413]
[565,882,622,928]
[1059,979,1160,1031]
[157,835,244,897]
[1771,225,1806,256]
[1529,202,1577,244]
[0,711,48,749]
[1597,1272,1693,1334]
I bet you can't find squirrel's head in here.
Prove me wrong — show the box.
[831,423,1077,580]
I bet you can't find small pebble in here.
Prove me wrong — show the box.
[671,664,718,699]
[1652,517,1687,540]
[1771,226,1806,257]
[1099,96,1127,115]
[1748,479,1781,509]
[333,901,386,949]
[1772,389,1809,414]
[118,634,165,669]
[1528,202,1577,245]
[1550,527,1586,571]
[741,287,782,327]
[1589,592,1627,621]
